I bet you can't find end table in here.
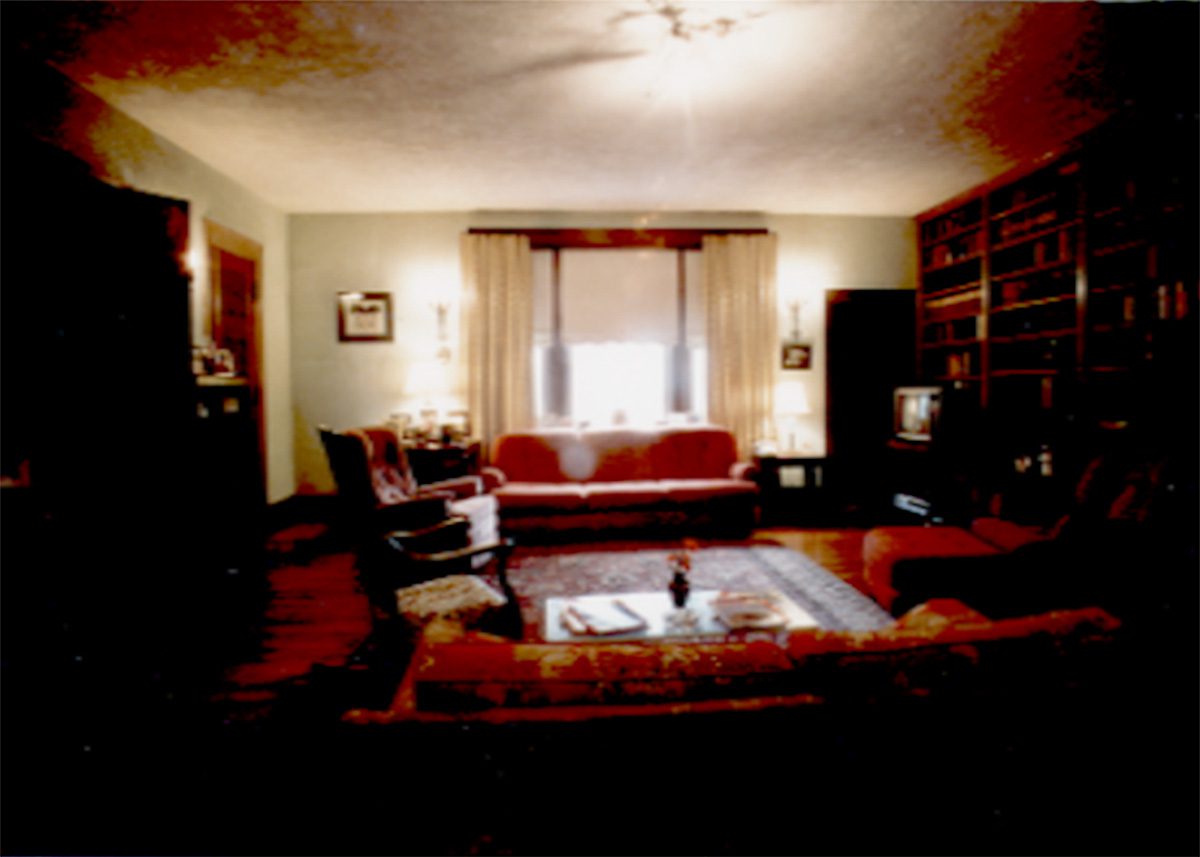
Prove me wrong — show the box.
[754,455,828,526]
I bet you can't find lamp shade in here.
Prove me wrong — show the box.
[776,380,811,415]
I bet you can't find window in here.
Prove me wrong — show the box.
[532,247,705,427]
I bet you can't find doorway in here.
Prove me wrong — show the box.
[204,219,266,511]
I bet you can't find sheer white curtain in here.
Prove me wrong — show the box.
[460,233,534,454]
[703,233,779,457]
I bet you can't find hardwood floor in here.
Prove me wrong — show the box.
[755,526,867,591]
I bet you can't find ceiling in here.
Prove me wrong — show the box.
[9,1,1195,216]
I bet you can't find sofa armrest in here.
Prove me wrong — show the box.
[969,516,1050,552]
[481,466,507,491]
[731,461,759,481]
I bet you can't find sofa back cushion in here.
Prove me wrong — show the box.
[491,426,740,483]
[391,601,1118,720]
[491,430,579,482]
[649,427,741,479]
[584,429,660,481]
[783,601,1119,701]
[410,638,796,712]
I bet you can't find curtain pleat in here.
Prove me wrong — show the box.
[703,233,779,458]
[460,233,534,457]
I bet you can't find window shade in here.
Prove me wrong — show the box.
[560,248,678,344]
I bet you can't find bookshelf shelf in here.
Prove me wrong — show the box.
[921,252,984,275]
[989,258,1074,285]
[990,219,1080,254]
[991,294,1074,314]
[990,191,1058,222]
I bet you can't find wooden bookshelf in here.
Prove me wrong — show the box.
[914,112,1197,432]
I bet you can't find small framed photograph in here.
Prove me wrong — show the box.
[337,291,393,342]
[782,342,812,370]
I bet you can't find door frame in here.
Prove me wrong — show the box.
[205,219,266,500]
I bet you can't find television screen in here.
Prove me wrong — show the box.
[894,386,942,442]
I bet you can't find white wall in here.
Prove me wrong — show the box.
[771,215,918,454]
[290,210,915,491]
[289,213,472,491]
[41,78,295,502]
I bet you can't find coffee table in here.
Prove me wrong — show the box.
[543,588,818,642]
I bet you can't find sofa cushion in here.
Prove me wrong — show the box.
[862,526,1001,612]
[580,481,667,510]
[493,483,587,512]
[660,478,759,503]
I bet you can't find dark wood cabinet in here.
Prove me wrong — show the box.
[825,288,917,522]
[194,377,266,565]
[2,134,243,741]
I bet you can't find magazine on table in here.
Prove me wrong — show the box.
[561,598,648,636]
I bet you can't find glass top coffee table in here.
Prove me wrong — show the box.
[543,588,818,642]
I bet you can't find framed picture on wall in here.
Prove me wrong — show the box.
[337,291,393,341]
[781,342,812,370]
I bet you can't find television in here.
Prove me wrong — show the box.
[893,386,943,442]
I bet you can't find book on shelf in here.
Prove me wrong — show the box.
[561,599,648,636]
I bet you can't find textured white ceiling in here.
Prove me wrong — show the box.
[23,1,1174,215]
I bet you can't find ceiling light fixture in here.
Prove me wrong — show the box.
[615,1,763,42]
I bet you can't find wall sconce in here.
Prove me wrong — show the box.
[786,300,805,341]
[782,299,812,370]
[433,301,452,363]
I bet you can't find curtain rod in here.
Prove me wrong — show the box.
[467,228,769,250]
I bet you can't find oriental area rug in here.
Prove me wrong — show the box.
[503,545,893,641]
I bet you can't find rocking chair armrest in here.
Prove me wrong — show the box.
[406,537,516,587]
[407,537,515,565]
[384,516,470,543]
[375,495,451,532]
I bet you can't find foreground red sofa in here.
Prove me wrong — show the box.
[345,599,1119,724]
[481,425,759,539]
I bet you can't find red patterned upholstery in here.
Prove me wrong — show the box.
[344,599,1119,724]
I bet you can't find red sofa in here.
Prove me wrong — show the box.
[480,426,759,539]
[861,435,1181,617]
[344,598,1119,724]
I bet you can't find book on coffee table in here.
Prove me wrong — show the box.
[561,598,648,636]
